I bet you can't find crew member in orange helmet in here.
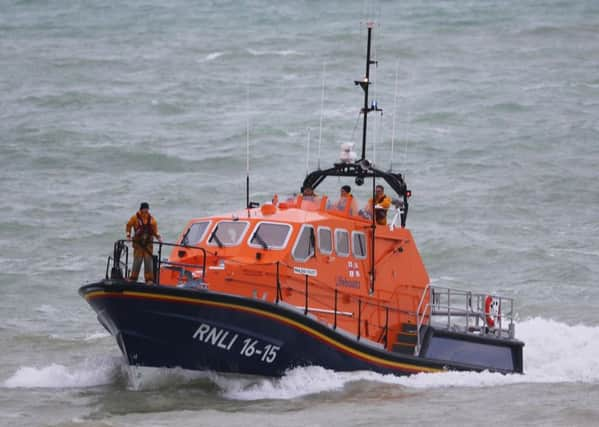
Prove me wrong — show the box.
[125,202,163,284]
[367,184,392,225]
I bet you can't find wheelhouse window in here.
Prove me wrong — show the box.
[335,229,350,257]
[207,221,249,247]
[248,222,292,250]
[352,231,367,259]
[318,227,332,255]
[181,221,210,246]
[292,225,315,262]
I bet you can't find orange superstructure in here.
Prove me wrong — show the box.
[157,194,429,351]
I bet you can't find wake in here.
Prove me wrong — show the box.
[3,318,598,399]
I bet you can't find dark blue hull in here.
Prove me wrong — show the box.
[79,280,523,376]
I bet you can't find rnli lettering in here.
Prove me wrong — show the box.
[192,323,238,350]
[191,323,280,364]
[336,276,360,288]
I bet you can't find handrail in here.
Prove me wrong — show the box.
[107,239,207,286]
[426,285,516,339]
[266,259,403,346]
[105,256,128,280]
[156,240,207,281]
[414,284,430,355]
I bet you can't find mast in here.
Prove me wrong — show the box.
[355,22,380,161]
[354,22,382,294]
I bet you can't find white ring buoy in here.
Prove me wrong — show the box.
[484,295,501,328]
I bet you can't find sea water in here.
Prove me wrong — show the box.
[1,0,599,426]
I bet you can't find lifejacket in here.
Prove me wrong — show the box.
[336,194,354,212]
[374,195,385,221]
[373,194,390,223]
[133,212,153,245]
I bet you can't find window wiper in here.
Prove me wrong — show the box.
[357,236,365,256]
[208,225,224,248]
[253,231,269,250]
[181,227,191,246]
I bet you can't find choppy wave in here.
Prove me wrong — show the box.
[217,317,599,400]
[3,318,599,394]
[247,48,301,56]
[2,356,122,389]
[201,52,226,62]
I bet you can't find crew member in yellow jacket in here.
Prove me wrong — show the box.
[125,202,162,284]
[367,185,392,225]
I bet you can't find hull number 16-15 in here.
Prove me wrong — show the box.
[192,323,280,364]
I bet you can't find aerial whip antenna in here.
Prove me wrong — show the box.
[390,60,399,171]
[245,81,251,211]
[317,63,326,170]
[305,128,312,176]
[355,22,380,161]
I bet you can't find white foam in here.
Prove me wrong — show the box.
[215,366,348,400]
[2,357,121,389]
[125,366,211,390]
[83,331,111,341]
[34,304,59,315]
[4,318,597,395]
[247,48,301,57]
[201,52,225,62]
[213,317,599,400]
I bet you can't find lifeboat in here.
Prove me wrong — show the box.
[79,24,524,376]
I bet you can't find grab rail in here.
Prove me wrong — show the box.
[105,239,207,285]
[269,260,419,348]
[423,285,516,339]
[415,284,431,355]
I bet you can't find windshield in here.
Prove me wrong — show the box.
[335,229,349,257]
[208,221,249,247]
[292,225,315,261]
[318,227,332,255]
[181,221,210,246]
[352,232,367,259]
[249,222,291,249]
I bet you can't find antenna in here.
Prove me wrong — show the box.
[390,60,399,172]
[372,40,377,165]
[371,32,384,166]
[402,70,412,180]
[353,22,382,295]
[245,81,251,211]
[318,63,326,170]
[305,128,311,176]
[355,22,381,161]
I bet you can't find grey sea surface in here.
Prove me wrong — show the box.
[1,1,599,426]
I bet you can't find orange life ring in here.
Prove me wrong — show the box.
[484,295,500,328]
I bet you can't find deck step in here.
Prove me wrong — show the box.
[401,322,418,334]
[392,341,416,355]
[396,332,418,345]
[391,323,429,355]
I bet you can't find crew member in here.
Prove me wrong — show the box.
[301,185,320,201]
[333,185,358,215]
[126,202,162,284]
[367,185,392,225]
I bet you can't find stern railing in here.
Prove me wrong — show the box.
[415,285,516,354]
